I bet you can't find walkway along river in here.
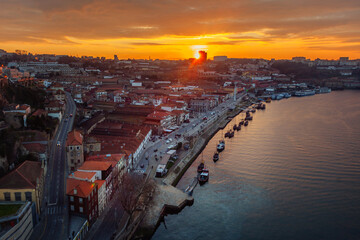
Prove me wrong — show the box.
[153,90,360,240]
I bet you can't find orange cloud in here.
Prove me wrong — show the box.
[0,0,359,59]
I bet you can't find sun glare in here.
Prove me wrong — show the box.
[194,52,200,59]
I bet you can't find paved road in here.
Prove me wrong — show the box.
[31,92,76,240]
[86,191,125,240]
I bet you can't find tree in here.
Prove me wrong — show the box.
[118,172,156,230]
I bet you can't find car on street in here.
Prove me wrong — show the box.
[57,141,61,146]
[166,140,171,144]
[70,114,73,117]
[154,149,158,152]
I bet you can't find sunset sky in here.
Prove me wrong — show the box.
[1,0,360,59]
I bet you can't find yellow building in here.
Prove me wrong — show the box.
[0,161,45,214]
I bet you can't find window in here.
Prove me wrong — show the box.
[88,196,90,201]
[4,192,10,201]
[71,152,73,157]
[77,159,80,163]
[70,146,73,150]
[70,205,74,211]
[77,152,80,156]
[95,205,97,211]
[92,209,94,216]
[25,192,32,201]
[15,192,22,201]
[71,159,74,164]
[79,207,83,213]
[79,197,83,204]
[70,196,74,202]
[76,146,80,150]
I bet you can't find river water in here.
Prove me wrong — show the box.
[153,90,360,240]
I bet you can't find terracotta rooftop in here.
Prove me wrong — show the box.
[22,143,47,153]
[0,161,43,189]
[95,179,106,189]
[146,111,174,121]
[32,109,47,117]
[78,161,112,171]
[69,171,96,181]
[66,130,83,146]
[87,154,125,163]
[66,178,97,198]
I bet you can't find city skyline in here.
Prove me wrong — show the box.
[1,0,360,59]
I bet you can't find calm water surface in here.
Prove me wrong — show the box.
[153,90,360,240]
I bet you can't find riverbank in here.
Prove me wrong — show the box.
[134,96,256,238]
[152,90,360,240]
[164,98,253,187]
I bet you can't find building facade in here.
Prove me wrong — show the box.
[66,130,84,172]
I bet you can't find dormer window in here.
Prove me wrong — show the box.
[74,189,77,195]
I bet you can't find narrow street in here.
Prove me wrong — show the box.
[31,92,76,240]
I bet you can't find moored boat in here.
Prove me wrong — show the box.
[198,168,209,185]
[213,152,219,162]
[295,90,316,97]
[228,131,234,138]
[217,140,225,152]
[266,98,271,103]
[197,162,205,173]
[225,131,231,138]
[319,87,331,94]
[244,120,249,126]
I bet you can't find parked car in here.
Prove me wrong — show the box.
[57,141,61,146]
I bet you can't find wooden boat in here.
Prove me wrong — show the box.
[217,140,225,152]
[198,168,209,185]
[213,152,219,162]
[197,162,205,173]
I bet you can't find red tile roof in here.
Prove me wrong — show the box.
[66,130,83,146]
[87,154,125,168]
[66,178,97,198]
[78,161,112,171]
[69,171,96,180]
[32,109,47,117]
[95,179,106,189]
[0,161,43,189]
[87,154,125,163]
[22,143,47,153]
[146,111,173,121]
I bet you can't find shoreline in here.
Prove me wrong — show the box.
[133,97,255,239]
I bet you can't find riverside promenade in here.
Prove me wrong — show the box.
[163,98,253,186]
[131,95,255,239]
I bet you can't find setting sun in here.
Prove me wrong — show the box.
[194,52,200,59]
